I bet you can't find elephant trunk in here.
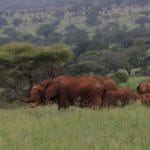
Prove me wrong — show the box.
[23,98,36,103]
[14,91,35,103]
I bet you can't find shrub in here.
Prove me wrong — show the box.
[111,70,129,83]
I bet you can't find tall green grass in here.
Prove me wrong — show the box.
[0,105,150,150]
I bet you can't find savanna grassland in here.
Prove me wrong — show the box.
[0,76,150,150]
[0,105,150,150]
[0,0,150,149]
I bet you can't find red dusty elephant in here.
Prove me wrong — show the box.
[28,79,53,107]
[97,77,118,91]
[28,75,105,109]
[28,75,72,107]
[136,81,150,94]
[57,75,105,109]
[102,88,137,107]
[138,93,150,106]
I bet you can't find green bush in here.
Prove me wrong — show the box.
[111,70,129,83]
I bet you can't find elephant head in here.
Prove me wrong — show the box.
[29,79,60,105]
[24,75,73,107]
[136,82,150,94]
[30,84,46,103]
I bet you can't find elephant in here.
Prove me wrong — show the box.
[138,93,150,106]
[96,77,118,91]
[137,81,150,94]
[26,75,111,109]
[28,75,72,107]
[57,75,105,109]
[102,88,137,107]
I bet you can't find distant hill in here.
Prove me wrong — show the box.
[0,0,150,11]
[0,0,149,48]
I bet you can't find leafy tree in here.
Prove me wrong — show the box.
[46,32,62,43]
[74,40,91,56]
[85,7,99,26]
[88,39,109,51]
[129,27,150,38]
[133,37,150,49]
[22,33,37,43]
[31,17,40,24]
[36,24,56,39]
[12,18,23,26]
[0,42,73,101]
[135,16,150,26]
[53,9,65,19]
[3,28,23,41]
[78,50,131,74]
[140,49,150,75]
[67,61,102,75]
[0,37,11,45]
[0,17,8,26]
[64,24,89,45]
[139,10,150,16]
[65,24,79,32]
[125,46,147,68]
[99,50,131,73]
[36,23,62,43]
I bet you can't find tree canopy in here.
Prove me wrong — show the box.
[0,42,73,101]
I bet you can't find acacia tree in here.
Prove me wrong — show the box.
[0,42,73,101]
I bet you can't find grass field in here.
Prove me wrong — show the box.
[0,104,150,150]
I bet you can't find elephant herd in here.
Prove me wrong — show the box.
[24,75,150,109]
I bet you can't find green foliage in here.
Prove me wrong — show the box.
[111,70,129,83]
[12,18,23,26]
[0,42,73,63]
[125,46,147,68]
[78,50,130,74]
[0,17,7,26]
[0,42,73,101]
[0,42,37,61]
[36,24,59,39]
[135,16,150,26]
[64,25,89,45]
[67,61,101,75]
[0,0,149,76]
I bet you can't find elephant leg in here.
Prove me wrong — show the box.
[79,99,85,108]
[58,90,69,110]
[34,98,44,106]
[80,97,90,108]
[43,98,48,105]
[94,97,101,109]
[48,100,53,106]
[29,102,40,108]
[102,99,108,108]
[90,95,101,110]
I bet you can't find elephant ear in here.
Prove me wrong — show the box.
[45,80,60,100]
[40,79,51,88]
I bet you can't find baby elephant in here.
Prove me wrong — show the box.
[137,81,150,94]
[102,88,137,107]
[138,93,150,106]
